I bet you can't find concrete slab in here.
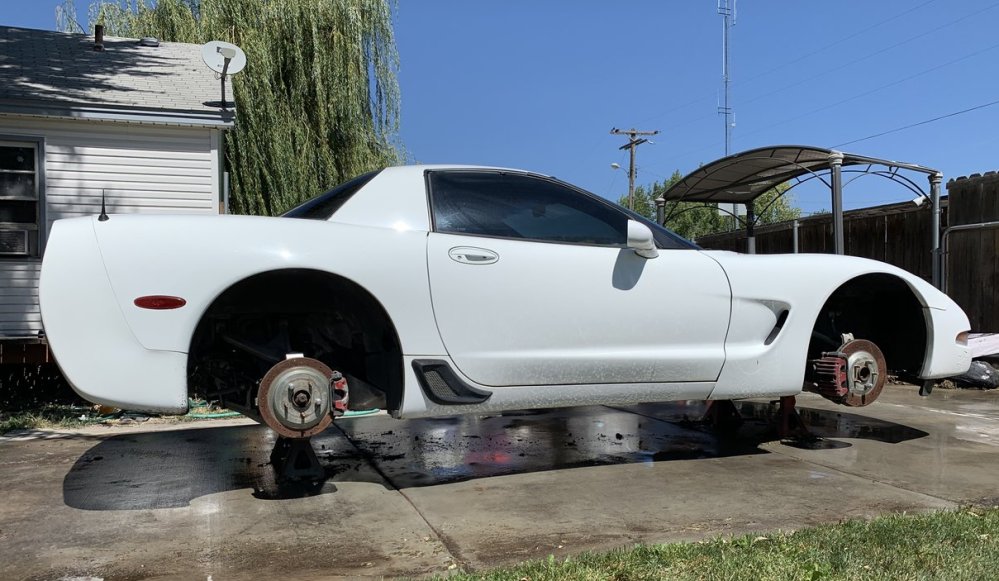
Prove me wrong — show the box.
[336,401,954,569]
[758,387,999,505]
[1,385,998,578]
[0,422,453,580]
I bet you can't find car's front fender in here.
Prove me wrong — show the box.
[704,251,971,399]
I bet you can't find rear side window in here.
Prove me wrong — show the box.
[429,171,628,246]
[282,170,380,220]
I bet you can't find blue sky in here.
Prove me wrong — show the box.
[6,1,999,213]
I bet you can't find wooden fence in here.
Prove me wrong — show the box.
[696,199,946,283]
[945,173,999,332]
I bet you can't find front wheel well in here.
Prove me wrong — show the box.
[186,269,404,416]
[807,273,927,378]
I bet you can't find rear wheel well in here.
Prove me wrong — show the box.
[187,269,404,416]
[808,273,927,379]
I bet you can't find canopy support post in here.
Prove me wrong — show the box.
[829,152,845,255]
[930,172,943,289]
[793,219,800,253]
[746,201,756,254]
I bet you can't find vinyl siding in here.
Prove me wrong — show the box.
[0,116,221,338]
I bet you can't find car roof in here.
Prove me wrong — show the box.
[378,164,554,180]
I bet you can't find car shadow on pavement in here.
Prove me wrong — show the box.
[63,401,927,511]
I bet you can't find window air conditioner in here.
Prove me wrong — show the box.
[0,230,29,256]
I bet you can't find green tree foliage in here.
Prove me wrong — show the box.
[62,0,401,215]
[618,170,801,242]
[753,183,802,225]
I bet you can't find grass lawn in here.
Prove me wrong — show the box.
[0,404,98,433]
[0,399,239,434]
[439,508,999,581]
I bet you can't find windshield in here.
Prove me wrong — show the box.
[281,170,381,220]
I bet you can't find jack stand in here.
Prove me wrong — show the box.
[270,437,324,481]
[702,400,743,432]
[777,396,811,439]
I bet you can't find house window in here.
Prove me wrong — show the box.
[0,140,41,257]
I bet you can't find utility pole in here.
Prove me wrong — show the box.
[610,127,659,210]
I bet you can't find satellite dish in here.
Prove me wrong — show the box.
[201,41,246,110]
[201,41,246,75]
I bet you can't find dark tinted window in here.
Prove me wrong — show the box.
[281,170,380,220]
[430,171,628,246]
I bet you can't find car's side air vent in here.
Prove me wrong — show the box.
[764,309,790,345]
[412,360,492,405]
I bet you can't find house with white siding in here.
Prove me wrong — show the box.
[0,25,233,350]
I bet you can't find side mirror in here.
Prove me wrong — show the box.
[627,220,659,259]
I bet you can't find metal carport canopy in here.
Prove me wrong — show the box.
[657,145,945,288]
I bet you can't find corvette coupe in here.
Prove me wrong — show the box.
[39,165,971,439]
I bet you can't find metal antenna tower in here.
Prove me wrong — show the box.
[718,0,739,228]
[718,0,735,156]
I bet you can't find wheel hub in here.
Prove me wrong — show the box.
[258,357,339,438]
[846,349,880,398]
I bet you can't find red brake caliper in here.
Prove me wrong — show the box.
[812,353,850,400]
[809,338,886,407]
[331,371,349,416]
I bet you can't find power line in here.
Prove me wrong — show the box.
[737,39,999,141]
[655,37,999,169]
[741,1,999,109]
[831,98,999,148]
[636,0,946,126]
[737,0,940,87]
[650,0,999,140]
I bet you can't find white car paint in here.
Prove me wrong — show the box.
[39,164,972,417]
[707,251,971,401]
[427,233,730,386]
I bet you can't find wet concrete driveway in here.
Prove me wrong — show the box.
[3,385,999,579]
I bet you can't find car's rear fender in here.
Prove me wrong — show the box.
[91,214,446,357]
[39,217,189,413]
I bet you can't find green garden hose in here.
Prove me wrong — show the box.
[342,409,380,418]
[185,398,379,419]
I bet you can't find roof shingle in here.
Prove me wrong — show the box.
[0,25,234,127]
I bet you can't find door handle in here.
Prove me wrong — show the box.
[448,246,499,265]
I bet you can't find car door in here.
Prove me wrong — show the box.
[425,170,731,388]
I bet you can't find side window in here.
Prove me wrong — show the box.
[429,171,628,246]
[0,140,41,258]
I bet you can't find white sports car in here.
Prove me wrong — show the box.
[40,165,971,439]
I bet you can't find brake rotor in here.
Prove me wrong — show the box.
[257,357,336,438]
[839,339,886,407]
